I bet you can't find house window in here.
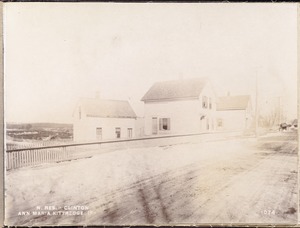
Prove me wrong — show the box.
[207,118,209,130]
[115,128,121,138]
[79,106,81,119]
[217,119,223,127]
[209,98,212,109]
[128,128,133,138]
[159,118,170,131]
[152,117,158,135]
[202,96,208,109]
[96,127,102,140]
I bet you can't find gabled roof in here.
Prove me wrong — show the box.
[77,98,137,119]
[141,78,208,102]
[217,95,251,111]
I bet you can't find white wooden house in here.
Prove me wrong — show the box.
[141,78,217,136]
[73,98,137,141]
[216,95,253,131]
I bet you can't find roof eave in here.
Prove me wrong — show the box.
[217,108,247,111]
[86,114,137,119]
[142,96,199,103]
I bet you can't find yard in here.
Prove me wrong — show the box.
[5,131,298,226]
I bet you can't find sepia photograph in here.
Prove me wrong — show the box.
[3,3,298,226]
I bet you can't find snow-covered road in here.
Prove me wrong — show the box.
[5,132,298,226]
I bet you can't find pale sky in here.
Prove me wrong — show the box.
[4,3,298,123]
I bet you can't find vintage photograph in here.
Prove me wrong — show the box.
[4,3,298,226]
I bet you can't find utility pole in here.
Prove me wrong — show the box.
[278,96,282,124]
[255,68,260,138]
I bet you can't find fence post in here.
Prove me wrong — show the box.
[62,147,66,161]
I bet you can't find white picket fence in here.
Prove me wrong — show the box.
[6,147,71,170]
[5,141,95,170]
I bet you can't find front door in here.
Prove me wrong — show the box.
[96,127,102,140]
[200,116,205,132]
[152,117,158,135]
[128,128,133,138]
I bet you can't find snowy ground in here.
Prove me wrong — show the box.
[5,131,298,226]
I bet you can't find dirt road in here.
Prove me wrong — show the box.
[5,131,298,225]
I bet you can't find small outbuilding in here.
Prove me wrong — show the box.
[73,98,137,141]
[216,95,253,131]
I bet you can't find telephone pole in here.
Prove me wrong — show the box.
[255,72,258,137]
[278,96,282,124]
[255,67,261,138]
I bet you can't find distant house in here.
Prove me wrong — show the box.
[73,98,137,141]
[216,95,253,131]
[141,78,217,136]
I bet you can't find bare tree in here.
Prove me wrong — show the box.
[259,108,279,129]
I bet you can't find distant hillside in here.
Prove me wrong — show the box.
[6,122,73,130]
[6,122,73,141]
